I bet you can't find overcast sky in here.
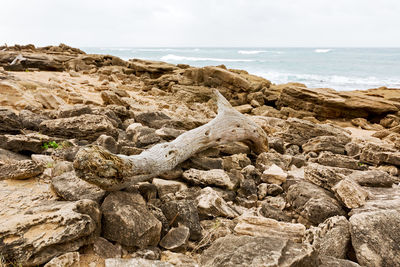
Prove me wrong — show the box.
[1,0,399,47]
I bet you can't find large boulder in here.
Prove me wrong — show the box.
[200,234,318,267]
[276,86,399,120]
[100,191,162,248]
[0,179,100,266]
[39,114,118,141]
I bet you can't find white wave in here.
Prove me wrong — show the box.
[138,48,175,52]
[314,49,332,53]
[161,54,254,62]
[238,50,267,55]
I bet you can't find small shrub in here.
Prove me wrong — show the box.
[42,141,60,150]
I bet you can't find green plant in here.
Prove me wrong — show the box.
[42,141,60,150]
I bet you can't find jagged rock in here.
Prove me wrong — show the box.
[260,202,292,222]
[261,164,287,185]
[19,109,48,130]
[0,133,60,154]
[159,225,190,251]
[200,234,318,267]
[152,178,187,200]
[0,108,22,134]
[277,118,351,146]
[101,91,129,106]
[196,187,239,219]
[58,105,92,118]
[256,151,292,171]
[138,182,157,201]
[39,114,118,141]
[313,151,366,170]
[302,135,349,154]
[222,153,251,171]
[0,159,43,180]
[234,104,253,114]
[155,127,185,140]
[234,215,305,242]
[305,216,351,259]
[44,252,80,267]
[240,165,262,184]
[276,86,398,119]
[134,111,171,129]
[105,258,173,267]
[217,142,250,155]
[360,143,400,166]
[161,251,198,267]
[345,142,362,157]
[161,200,202,241]
[332,178,369,209]
[287,181,346,225]
[96,134,118,153]
[0,148,29,161]
[182,169,236,190]
[304,163,350,191]
[319,256,361,267]
[188,156,223,170]
[0,179,100,266]
[350,209,400,267]
[101,191,161,248]
[92,237,122,259]
[126,123,161,147]
[52,171,106,203]
[267,137,285,154]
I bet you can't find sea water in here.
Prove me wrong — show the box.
[81,47,400,91]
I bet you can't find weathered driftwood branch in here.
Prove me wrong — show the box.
[73,90,268,190]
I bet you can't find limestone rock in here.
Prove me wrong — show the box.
[161,251,198,267]
[360,143,400,167]
[319,256,361,267]
[287,181,346,225]
[349,169,399,187]
[159,225,190,251]
[196,187,239,219]
[222,153,251,171]
[134,111,171,129]
[305,216,351,259]
[182,169,235,190]
[350,209,400,267]
[200,234,318,267]
[44,252,80,267]
[52,171,106,203]
[302,135,348,154]
[261,164,287,185]
[0,179,100,266]
[0,133,59,154]
[96,134,119,153]
[19,109,48,131]
[0,108,22,134]
[256,151,292,171]
[58,104,93,118]
[161,200,202,241]
[0,159,44,180]
[314,151,366,170]
[126,123,161,147]
[152,178,187,200]
[105,258,173,267]
[304,163,350,191]
[260,202,292,222]
[92,237,122,259]
[332,178,369,209]
[234,215,306,242]
[101,191,161,248]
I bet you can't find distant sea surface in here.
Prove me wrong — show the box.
[82,47,400,91]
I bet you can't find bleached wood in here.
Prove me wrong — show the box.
[73,90,268,190]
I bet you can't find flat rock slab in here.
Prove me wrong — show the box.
[0,159,43,180]
[200,234,318,267]
[182,169,235,190]
[0,179,100,266]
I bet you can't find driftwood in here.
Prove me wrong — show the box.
[73,90,268,190]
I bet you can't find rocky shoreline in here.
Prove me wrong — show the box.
[0,44,400,267]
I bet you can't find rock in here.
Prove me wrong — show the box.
[305,216,351,259]
[234,104,253,113]
[161,200,202,241]
[276,86,398,120]
[92,237,122,259]
[31,154,54,166]
[58,104,92,118]
[19,109,48,130]
[0,179,100,266]
[302,136,349,154]
[101,191,161,248]
[182,169,236,190]
[52,171,106,203]
[0,148,29,161]
[0,108,21,134]
[234,215,306,242]
[138,182,157,201]
[159,225,190,251]
[39,114,118,141]
[256,151,292,171]
[155,127,185,140]
[161,251,198,267]
[349,169,399,187]
[287,181,346,225]
[240,165,261,184]
[0,159,43,180]
[332,178,369,209]
[260,202,292,222]
[44,252,80,267]
[267,137,285,154]
[360,143,400,167]
[128,58,177,78]
[96,134,119,153]
[188,156,223,170]
[152,178,187,200]
[261,164,287,185]
[126,123,161,147]
[200,234,318,267]
[222,153,251,171]
[314,151,366,170]
[101,91,129,106]
[217,142,250,155]
[345,142,362,157]
[129,246,161,261]
[196,187,239,219]
[134,111,171,129]
[319,257,361,267]
[0,133,59,154]
[277,118,351,146]
[350,209,400,267]
[304,163,350,191]
[105,258,173,267]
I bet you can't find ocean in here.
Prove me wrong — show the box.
[81,47,400,91]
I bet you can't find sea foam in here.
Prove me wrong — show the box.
[314,49,332,53]
[161,54,254,62]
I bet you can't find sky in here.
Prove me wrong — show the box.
[1,0,400,47]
